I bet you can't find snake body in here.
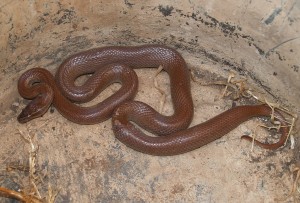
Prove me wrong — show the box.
[18,45,289,155]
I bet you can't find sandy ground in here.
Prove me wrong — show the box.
[0,1,299,202]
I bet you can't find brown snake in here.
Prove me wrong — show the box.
[18,44,289,155]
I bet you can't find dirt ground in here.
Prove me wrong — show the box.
[0,0,299,202]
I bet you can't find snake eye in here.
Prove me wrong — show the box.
[17,94,52,123]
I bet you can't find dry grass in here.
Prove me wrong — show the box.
[0,129,58,203]
[191,69,299,202]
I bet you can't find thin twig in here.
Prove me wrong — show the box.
[275,166,300,202]
[265,37,300,57]
[153,65,167,114]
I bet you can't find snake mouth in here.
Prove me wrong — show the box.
[18,108,52,124]
[17,109,33,123]
[17,103,49,123]
[17,109,46,123]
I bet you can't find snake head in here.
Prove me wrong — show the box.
[18,94,52,123]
